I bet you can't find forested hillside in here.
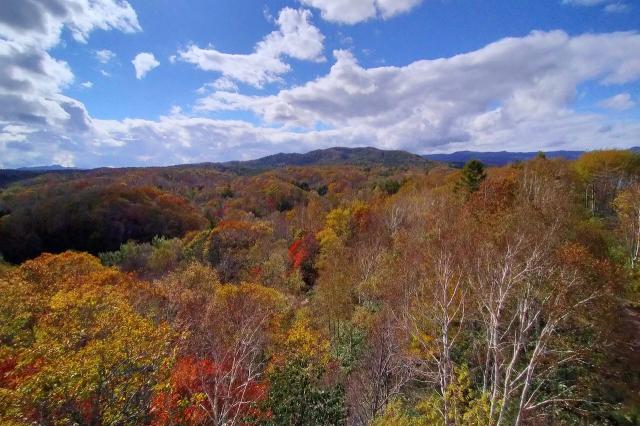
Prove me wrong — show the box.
[1,151,639,425]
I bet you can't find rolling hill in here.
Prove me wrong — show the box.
[221,147,434,170]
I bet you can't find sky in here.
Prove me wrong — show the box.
[1,0,639,168]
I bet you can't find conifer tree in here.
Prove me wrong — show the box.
[457,159,487,194]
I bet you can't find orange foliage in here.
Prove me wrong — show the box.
[151,357,268,425]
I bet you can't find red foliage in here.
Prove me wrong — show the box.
[0,355,17,389]
[151,357,268,426]
[288,238,308,270]
[77,396,99,425]
[288,234,319,287]
[0,356,43,391]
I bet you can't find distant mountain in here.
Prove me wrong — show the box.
[0,167,81,188]
[18,164,77,171]
[423,150,587,167]
[222,147,434,170]
[4,147,640,188]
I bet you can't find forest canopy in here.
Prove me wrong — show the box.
[1,152,640,425]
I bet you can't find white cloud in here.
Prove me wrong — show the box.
[375,0,424,18]
[212,77,239,91]
[604,2,631,13]
[0,0,140,166]
[2,20,640,168]
[599,93,635,110]
[132,52,160,79]
[0,40,76,126]
[178,8,324,88]
[0,0,140,49]
[95,49,116,63]
[80,81,93,88]
[193,31,640,153]
[299,0,423,24]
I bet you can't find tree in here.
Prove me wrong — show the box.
[288,234,319,289]
[346,314,412,425]
[0,252,174,425]
[152,282,287,426]
[151,357,268,425]
[574,150,640,216]
[614,184,640,270]
[457,160,487,195]
[0,183,206,263]
[260,359,346,426]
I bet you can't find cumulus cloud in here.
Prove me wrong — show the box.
[178,8,324,88]
[80,81,93,88]
[0,0,141,168]
[195,31,640,153]
[299,0,423,24]
[0,40,75,126]
[6,101,639,169]
[0,0,140,49]
[211,77,239,91]
[599,93,635,110]
[132,52,160,79]
[95,49,116,63]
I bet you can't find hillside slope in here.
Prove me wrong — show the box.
[222,147,434,170]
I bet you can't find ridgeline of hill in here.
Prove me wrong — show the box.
[221,147,433,170]
[0,147,434,188]
[3,146,640,188]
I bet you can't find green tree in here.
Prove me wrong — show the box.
[457,160,487,195]
[260,359,346,425]
[380,179,402,195]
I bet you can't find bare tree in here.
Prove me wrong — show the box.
[347,315,413,425]
[470,227,602,425]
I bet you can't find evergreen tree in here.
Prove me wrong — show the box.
[457,159,487,194]
[258,359,346,425]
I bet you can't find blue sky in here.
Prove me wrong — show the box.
[1,0,639,167]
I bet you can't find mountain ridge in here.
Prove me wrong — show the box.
[4,146,640,177]
[220,146,433,170]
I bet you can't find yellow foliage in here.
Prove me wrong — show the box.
[316,227,342,259]
[574,150,640,181]
[212,282,288,343]
[373,367,491,426]
[372,399,427,426]
[281,308,330,364]
[325,207,352,239]
[214,282,286,311]
[0,252,175,425]
[158,260,220,296]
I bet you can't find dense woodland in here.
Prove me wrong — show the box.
[1,150,640,425]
